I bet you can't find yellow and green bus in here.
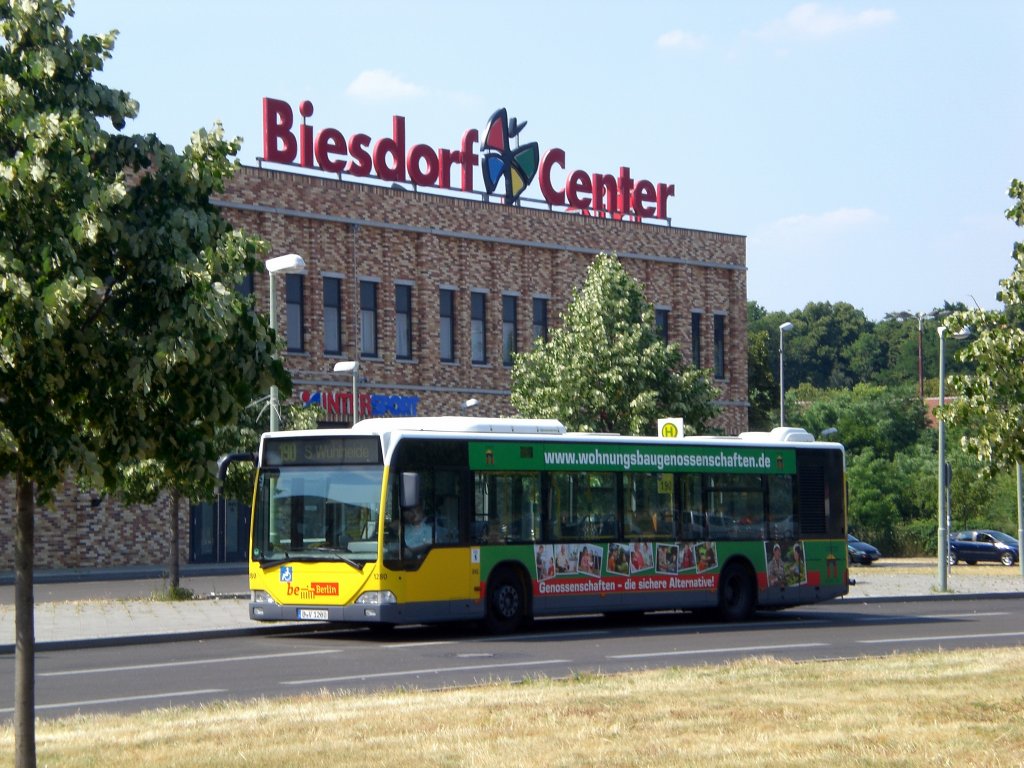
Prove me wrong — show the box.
[246,417,848,632]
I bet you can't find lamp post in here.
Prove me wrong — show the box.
[936,324,970,591]
[266,253,305,432]
[333,361,360,425]
[779,321,794,427]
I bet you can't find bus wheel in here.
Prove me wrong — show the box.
[717,562,756,622]
[484,568,526,634]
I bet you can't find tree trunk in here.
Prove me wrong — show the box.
[14,472,36,768]
[169,488,181,589]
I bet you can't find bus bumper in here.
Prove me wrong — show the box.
[249,601,400,624]
[249,599,482,625]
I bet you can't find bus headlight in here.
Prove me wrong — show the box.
[251,590,277,605]
[355,591,397,606]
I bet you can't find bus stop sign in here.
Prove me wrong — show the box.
[658,418,684,439]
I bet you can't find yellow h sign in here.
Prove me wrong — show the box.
[658,418,684,438]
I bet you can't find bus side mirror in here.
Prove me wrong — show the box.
[400,472,421,509]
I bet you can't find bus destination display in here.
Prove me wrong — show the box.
[264,436,382,467]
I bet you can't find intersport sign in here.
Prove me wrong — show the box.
[262,97,675,221]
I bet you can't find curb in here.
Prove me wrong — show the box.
[0,621,321,656]
[840,590,1024,604]
[0,564,246,587]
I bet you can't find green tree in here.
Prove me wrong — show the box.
[945,179,1024,475]
[511,253,719,435]
[115,402,319,592]
[0,4,287,764]
[789,382,926,460]
[845,447,902,545]
[748,301,871,393]
[746,302,776,430]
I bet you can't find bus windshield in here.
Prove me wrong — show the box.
[251,465,384,566]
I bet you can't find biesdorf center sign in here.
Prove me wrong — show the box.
[262,97,675,222]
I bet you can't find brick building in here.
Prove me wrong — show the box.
[1,121,748,571]
[221,165,748,429]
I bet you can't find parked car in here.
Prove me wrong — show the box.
[847,533,881,565]
[948,529,1020,566]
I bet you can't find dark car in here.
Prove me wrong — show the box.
[948,530,1019,566]
[847,533,881,565]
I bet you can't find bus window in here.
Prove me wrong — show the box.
[473,472,541,543]
[549,471,618,541]
[253,465,383,564]
[623,473,675,539]
[385,467,462,562]
[767,476,796,540]
[423,469,461,545]
[704,474,767,541]
[678,475,703,539]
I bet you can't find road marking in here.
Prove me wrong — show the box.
[607,642,829,660]
[639,619,830,633]
[381,640,456,649]
[0,689,225,714]
[859,630,1024,644]
[520,630,611,640]
[38,649,342,677]
[282,658,572,685]
[920,612,1010,619]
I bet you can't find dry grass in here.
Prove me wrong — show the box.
[3,647,1024,767]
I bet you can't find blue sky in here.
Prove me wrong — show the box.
[69,1,1023,320]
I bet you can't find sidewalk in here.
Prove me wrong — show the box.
[1,560,1022,653]
[0,563,285,653]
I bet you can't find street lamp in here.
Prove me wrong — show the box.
[266,253,305,432]
[779,321,794,427]
[936,324,970,591]
[333,360,360,425]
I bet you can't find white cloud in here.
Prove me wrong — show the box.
[656,29,705,51]
[754,207,882,246]
[765,205,876,236]
[758,3,896,41]
[346,70,425,101]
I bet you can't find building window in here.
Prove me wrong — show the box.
[359,279,378,357]
[502,294,517,366]
[471,290,487,364]
[691,311,702,367]
[285,273,304,352]
[323,276,342,355]
[395,283,412,360]
[532,296,548,343]
[655,307,669,343]
[440,288,455,362]
[713,313,726,379]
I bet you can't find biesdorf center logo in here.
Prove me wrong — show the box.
[481,108,539,205]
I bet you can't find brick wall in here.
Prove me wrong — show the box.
[0,164,748,571]
[221,166,749,433]
[0,476,188,571]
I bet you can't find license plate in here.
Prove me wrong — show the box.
[297,609,329,621]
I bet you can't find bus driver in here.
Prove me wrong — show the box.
[401,504,433,557]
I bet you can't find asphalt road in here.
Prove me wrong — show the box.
[3,593,1023,720]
